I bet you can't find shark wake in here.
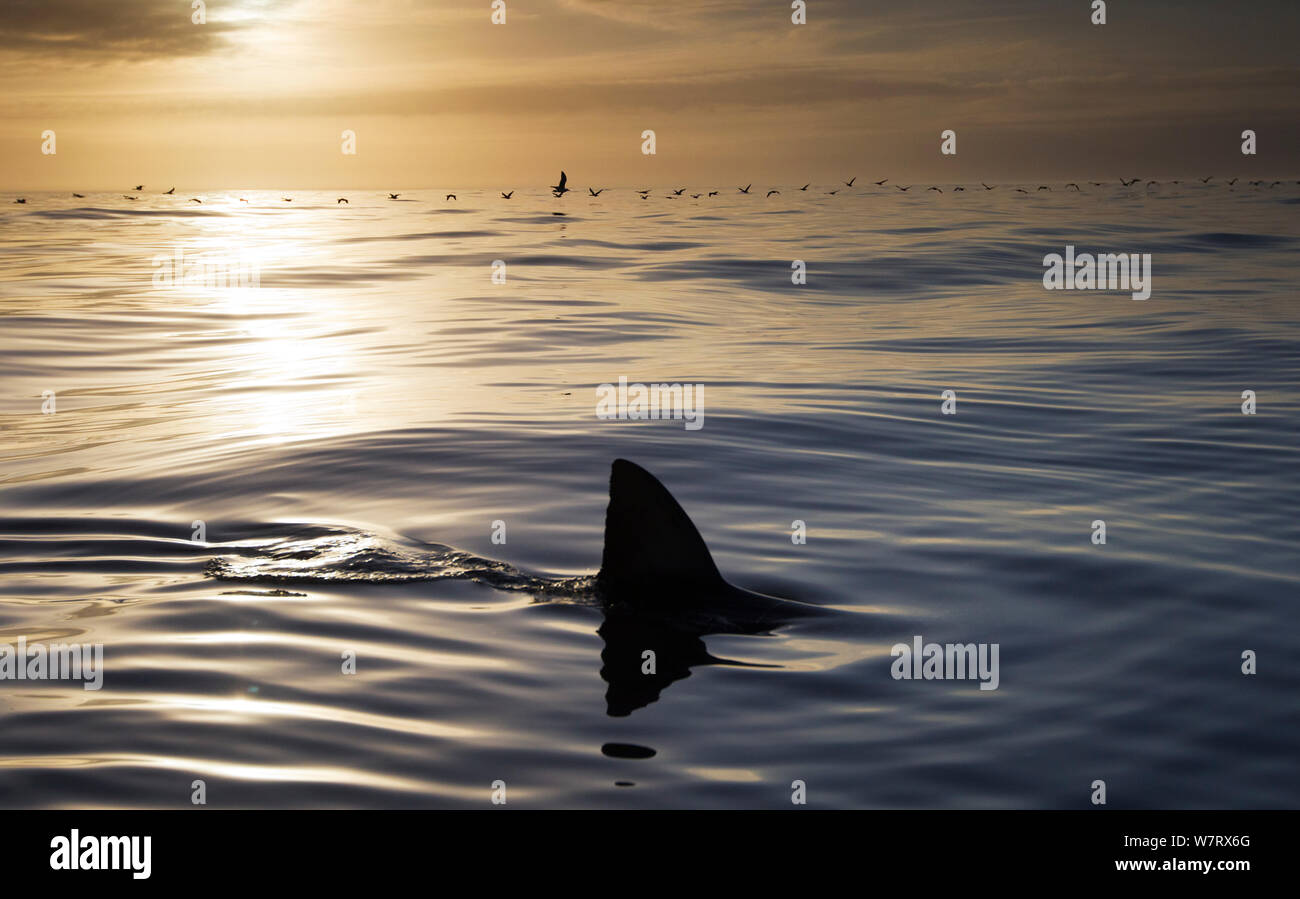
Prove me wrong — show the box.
[205,529,591,597]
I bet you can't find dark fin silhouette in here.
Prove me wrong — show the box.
[596,459,724,602]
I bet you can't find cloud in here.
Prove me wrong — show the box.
[555,0,753,30]
[0,0,289,58]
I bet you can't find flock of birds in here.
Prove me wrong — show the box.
[10,172,1297,206]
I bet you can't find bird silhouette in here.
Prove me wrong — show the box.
[1201,176,1213,183]
[1037,185,1051,191]
[707,191,718,197]
[844,177,856,187]
[14,198,26,204]
[551,171,570,197]
[738,184,751,194]
[72,193,85,198]
[589,187,605,197]
[164,187,175,194]
[1015,188,1029,193]
[1066,183,1081,191]
[826,189,839,195]
[875,179,888,186]
[239,198,248,203]
[896,185,911,191]
[1121,178,1140,187]
[982,183,996,190]
[766,189,780,197]
[501,191,513,199]
[189,198,202,203]
[281,197,292,202]
[1090,181,1105,186]
[337,198,348,204]
[927,186,942,193]
[389,193,400,199]
[1146,180,1158,188]
[1226,178,1238,186]
[690,193,701,199]
[134,185,143,191]
[672,188,686,196]
[123,195,137,200]
[446,194,457,200]
[953,186,965,191]
[799,184,809,191]
[636,189,651,196]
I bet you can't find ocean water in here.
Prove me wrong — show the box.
[1,185,1297,809]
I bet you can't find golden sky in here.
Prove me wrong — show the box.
[2,0,1296,189]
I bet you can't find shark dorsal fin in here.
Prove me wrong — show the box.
[596,459,725,601]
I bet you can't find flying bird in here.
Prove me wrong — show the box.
[14,198,26,204]
[799,184,809,191]
[1037,185,1051,191]
[239,198,248,203]
[1121,178,1140,187]
[282,197,292,202]
[1226,178,1238,186]
[389,193,400,199]
[1090,181,1105,186]
[636,189,651,196]
[551,171,570,197]
[446,194,457,200]
[672,188,686,196]
[1146,180,1158,188]
[123,195,137,200]
[690,193,701,199]
[589,187,605,197]
[826,189,839,195]
[72,193,85,198]
[337,198,348,204]
[134,185,143,191]
[896,185,911,192]
[738,184,752,194]
[1066,183,1081,191]
[1200,176,1213,183]
[1015,188,1029,193]
[844,177,856,187]
[190,198,202,204]
[953,186,965,191]
[766,189,780,197]
[164,187,175,195]
[874,179,888,186]
[501,191,513,199]
[707,191,718,197]
[982,183,996,190]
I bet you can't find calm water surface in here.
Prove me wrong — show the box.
[1,186,1297,807]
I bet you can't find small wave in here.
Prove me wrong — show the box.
[1188,231,1294,249]
[25,207,219,220]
